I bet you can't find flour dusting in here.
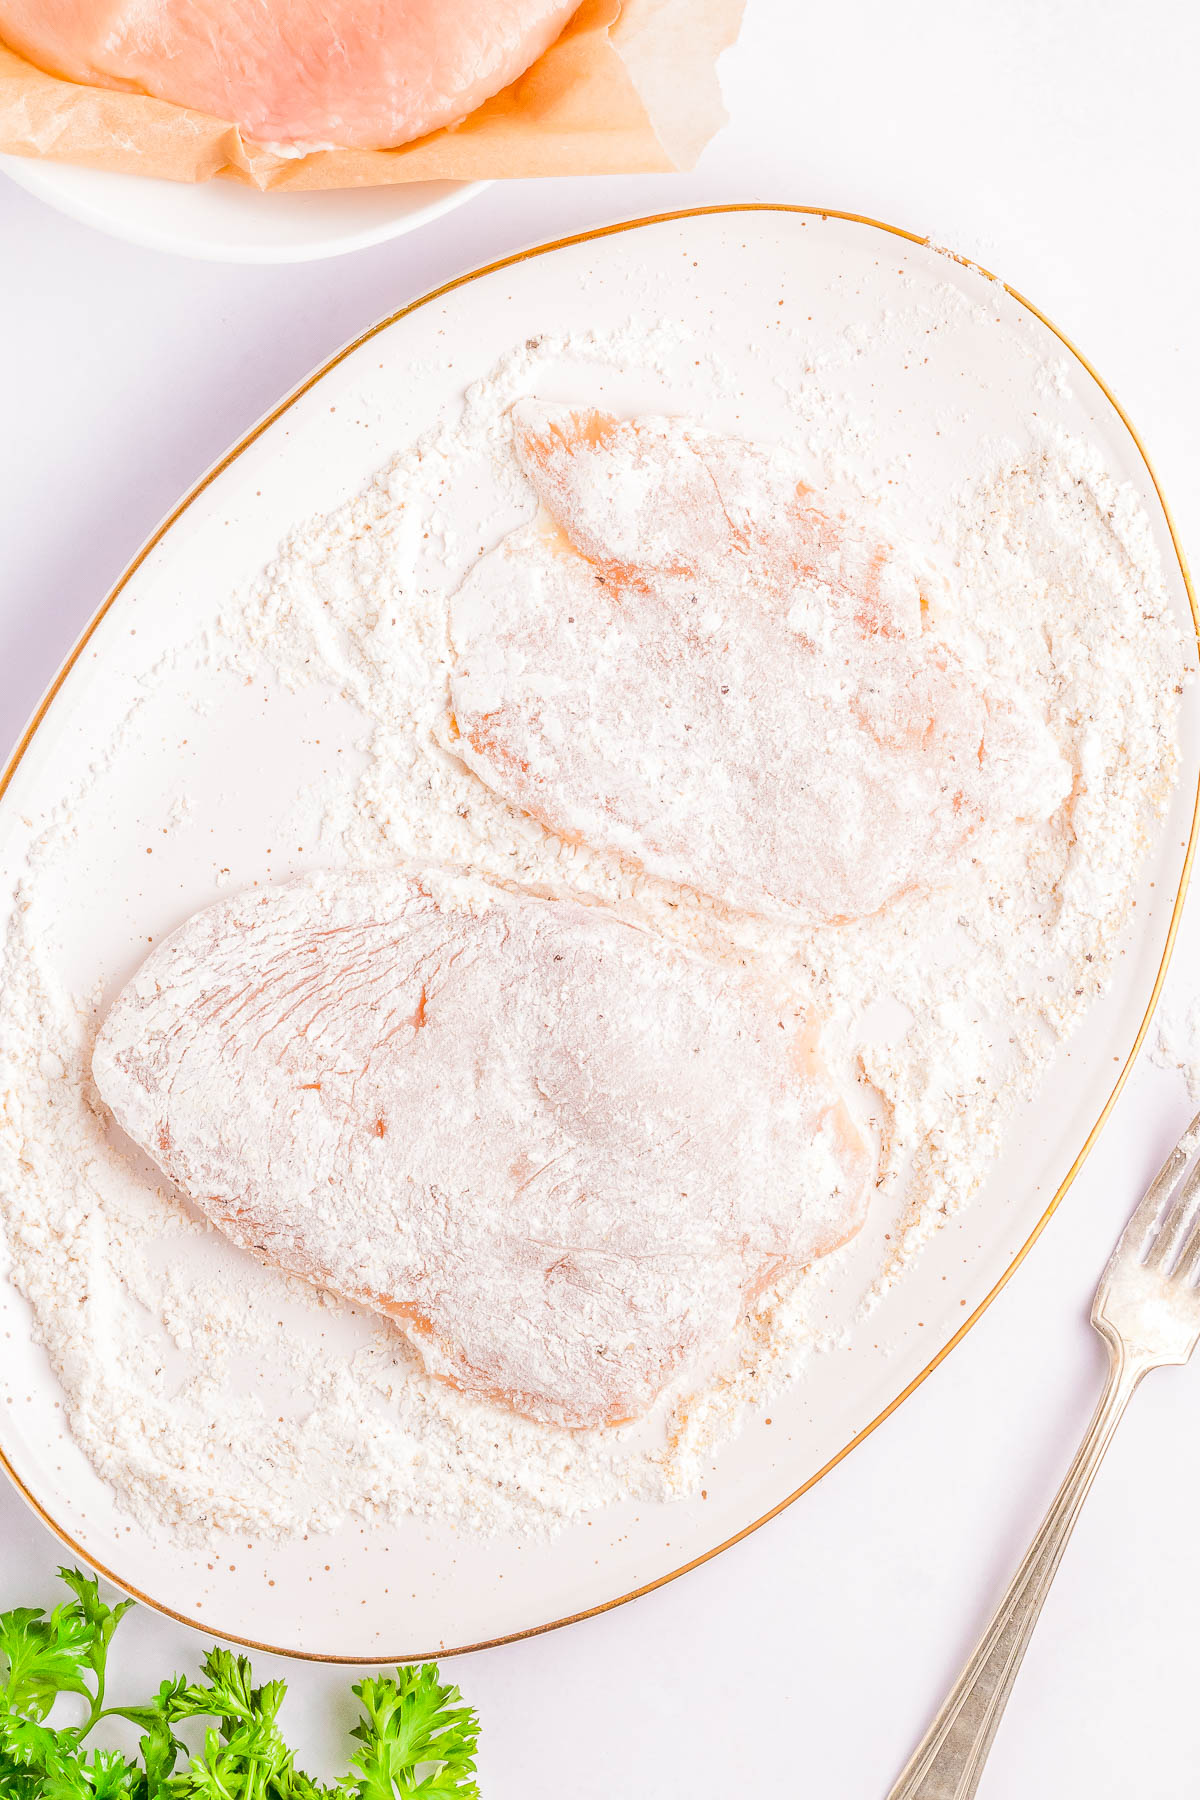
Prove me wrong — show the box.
[0,296,1187,1548]
[1151,1003,1200,1101]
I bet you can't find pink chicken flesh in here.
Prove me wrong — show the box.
[91,869,874,1430]
[448,405,1073,926]
[0,0,580,148]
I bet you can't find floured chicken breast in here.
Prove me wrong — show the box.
[92,869,874,1429]
[448,405,1073,923]
[0,0,579,149]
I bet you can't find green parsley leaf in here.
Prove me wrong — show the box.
[0,1711,65,1791]
[346,1669,479,1798]
[0,1602,95,1721]
[41,1745,144,1799]
[0,1570,482,1800]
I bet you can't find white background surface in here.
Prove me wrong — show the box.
[2,1,1199,1793]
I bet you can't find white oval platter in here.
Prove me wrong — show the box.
[0,206,1195,1659]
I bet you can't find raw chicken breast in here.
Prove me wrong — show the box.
[0,0,580,149]
[92,869,873,1429]
[448,406,1074,924]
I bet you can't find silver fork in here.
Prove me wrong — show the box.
[887,1111,1200,1800]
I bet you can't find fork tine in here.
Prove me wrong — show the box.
[1116,1121,1200,1263]
[1171,1209,1200,1286]
[1142,1149,1200,1271]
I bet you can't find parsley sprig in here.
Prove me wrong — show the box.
[0,1567,479,1798]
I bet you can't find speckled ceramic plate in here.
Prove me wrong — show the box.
[0,207,1195,1660]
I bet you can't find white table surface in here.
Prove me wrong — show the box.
[3,2,1200,1793]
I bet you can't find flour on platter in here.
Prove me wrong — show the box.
[0,310,1187,1546]
[1151,1002,1200,1103]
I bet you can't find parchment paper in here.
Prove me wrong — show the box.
[0,0,743,191]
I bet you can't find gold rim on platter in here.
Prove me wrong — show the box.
[1,203,1196,1664]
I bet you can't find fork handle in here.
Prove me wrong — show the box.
[886,1344,1149,1800]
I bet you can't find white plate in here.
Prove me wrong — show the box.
[0,152,487,262]
[1,207,1195,1660]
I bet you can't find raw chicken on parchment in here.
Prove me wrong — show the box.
[0,0,580,148]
